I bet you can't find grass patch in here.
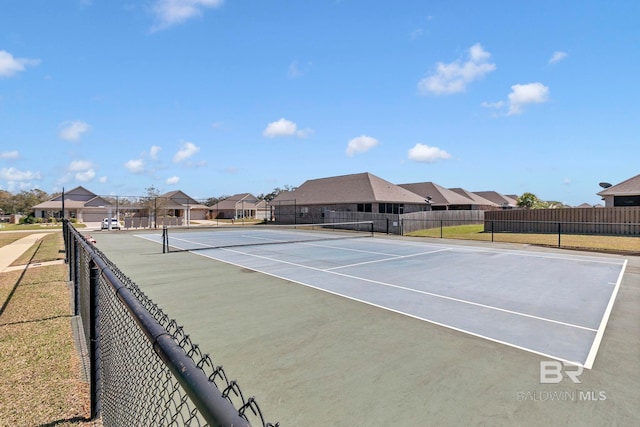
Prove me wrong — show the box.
[406,224,640,254]
[0,241,97,426]
[11,232,66,266]
[0,232,26,249]
[0,223,85,232]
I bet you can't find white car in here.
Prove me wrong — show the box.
[101,218,121,230]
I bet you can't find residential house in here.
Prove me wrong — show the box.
[399,182,499,210]
[210,193,266,219]
[272,172,428,223]
[33,186,115,222]
[597,173,640,207]
[472,191,518,209]
[157,190,210,222]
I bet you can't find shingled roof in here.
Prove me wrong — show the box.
[398,182,475,207]
[597,173,640,196]
[32,186,113,209]
[449,188,499,207]
[472,191,518,207]
[279,172,426,205]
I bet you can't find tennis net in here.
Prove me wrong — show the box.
[162,221,374,253]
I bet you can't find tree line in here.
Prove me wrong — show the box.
[0,185,299,216]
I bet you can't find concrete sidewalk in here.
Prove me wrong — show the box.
[0,233,52,273]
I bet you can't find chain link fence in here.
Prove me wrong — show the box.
[64,220,278,426]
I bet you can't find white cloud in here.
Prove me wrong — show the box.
[480,101,505,109]
[410,28,424,40]
[407,143,451,163]
[67,160,95,182]
[68,160,93,171]
[0,50,41,78]
[549,51,568,64]
[418,43,496,95]
[507,82,550,115]
[166,176,180,185]
[125,159,145,173]
[263,118,311,138]
[0,150,19,160]
[0,167,41,181]
[99,176,108,183]
[287,60,311,79]
[150,145,162,160]
[75,169,95,182]
[288,61,302,79]
[346,135,379,156]
[151,0,223,30]
[173,141,200,163]
[59,121,90,141]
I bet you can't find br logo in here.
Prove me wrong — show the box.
[539,361,583,384]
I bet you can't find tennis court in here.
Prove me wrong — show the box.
[138,224,627,369]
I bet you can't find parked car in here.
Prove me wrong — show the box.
[101,218,121,230]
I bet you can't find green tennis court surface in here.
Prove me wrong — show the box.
[92,230,640,426]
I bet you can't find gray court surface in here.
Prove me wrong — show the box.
[92,229,640,427]
[145,231,626,369]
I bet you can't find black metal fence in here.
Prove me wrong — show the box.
[64,220,278,426]
[483,219,640,236]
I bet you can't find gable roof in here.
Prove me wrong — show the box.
[159,190,209,210]
[33,186,114,209]
[283,172,426,205]
[472,191,518,207]
[597,174,640,196]
[399,182,475,207]
[212,194,260,210]
[449,188,499,207]
[161,190,200,205]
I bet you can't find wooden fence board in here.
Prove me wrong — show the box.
[485,208,640,236]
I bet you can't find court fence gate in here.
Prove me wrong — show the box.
[63,220,278,427]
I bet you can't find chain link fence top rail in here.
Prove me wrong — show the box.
[64,220,279,427]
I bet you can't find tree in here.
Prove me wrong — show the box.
[516,192,540,209]
[257,185,297,202]
[0,190,12,214]
[13,189,50,215]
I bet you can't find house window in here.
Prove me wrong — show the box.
[378,203,403,214]
[357,203,372,212]
[614,195,640,207]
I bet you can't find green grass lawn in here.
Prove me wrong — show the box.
[406,224,640,254]
[0,236,98,426]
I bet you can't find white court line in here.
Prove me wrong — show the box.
[216,246,598,332]
[583,259,628,369]
[191,248,589,368]
[325,248,451,271]
[372,237,627,266]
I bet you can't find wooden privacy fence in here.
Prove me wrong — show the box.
[484,207,640,236]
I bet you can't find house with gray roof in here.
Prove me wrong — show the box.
[597,173,640,207]
[272,172,428,223]
[399,182,499,210]
[472,191,518,209]
[210,193,267,220]
[157,190,210,222]
[33,186,114,222]
[450,188,500,209]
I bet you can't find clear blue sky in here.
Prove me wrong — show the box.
[1,0,637,205]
